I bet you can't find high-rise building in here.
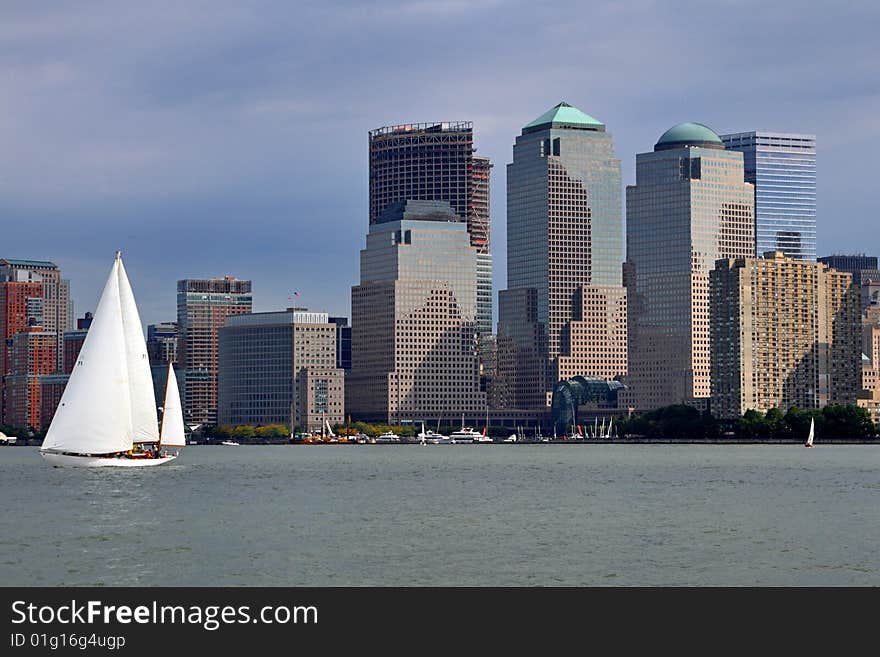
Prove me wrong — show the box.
[368,121,494,351]
[218,309,344,431]
[3,326,56,428]
[497,101,627,410]
[818,254,880,310]
[0,259,69,373]
[720,131,816,260]
[625,123,755,411]
[177,277,252,426]
[348,200,485,423]
[711,252,861,418]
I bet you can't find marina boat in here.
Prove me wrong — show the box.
[804,418,814,448]
[417,422,450,444]
[502,433,517,443]
[374,431,400,444]
[449,414,481,443]
[220,440,240,446]
[39,252,180,467]
[0,431,16,445]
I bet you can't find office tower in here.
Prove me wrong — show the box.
[368,121,494,351]
[711,252,861,418]
[328,316,352,372]
[497,101,627,410]
[720,131,816,260]
[0,259,69,373]
[177,277,252,426]
[3,326,56,428]
[348,200,486,423]
[218,309,344,431]
[818,254,880,310]
[625,122,754,411]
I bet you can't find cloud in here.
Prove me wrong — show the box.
[0,0,877,326]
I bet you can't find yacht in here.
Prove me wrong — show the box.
[449,427,483,443]
[417,422,450,444]
[374,431,400,444]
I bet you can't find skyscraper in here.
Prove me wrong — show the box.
[368,121,494,348]
[711,252,861,418]
[625,123,754,411]
[720,131,816,260]
[497,101,627,410]
[348,200,485,423]
[177,277,252,426]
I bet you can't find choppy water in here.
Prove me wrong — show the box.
[1,444,879,586]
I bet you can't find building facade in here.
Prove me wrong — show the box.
[217,309,344,431]
[368,121,494,356]
[3,327,57,429]
[177,277,252,426]
[0,259,70,373]
[625,123,755,411]
[348,203,486,423]
[720,131,816,260]
[498,101,627,410]
[818,254,880,311]
[711,252,861,418]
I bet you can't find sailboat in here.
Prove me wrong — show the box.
[40,252,179,467]
[804,418,814,448]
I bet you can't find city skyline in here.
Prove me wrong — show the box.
[1,2,877,328]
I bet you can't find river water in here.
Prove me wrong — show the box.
[1,444,878,586]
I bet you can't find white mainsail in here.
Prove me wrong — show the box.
[116,257,160,444]
[806,418,815,447]
[159,363,186,448]
[42,255,134,454]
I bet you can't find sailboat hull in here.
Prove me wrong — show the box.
[39,451,177,467]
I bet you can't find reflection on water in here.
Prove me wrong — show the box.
[1,444,879,586]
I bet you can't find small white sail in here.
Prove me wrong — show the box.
[117,257,160,444]
[159,363,186,447]
[42,256,133,455]
[805,418,814,447]
[607,417,614,439]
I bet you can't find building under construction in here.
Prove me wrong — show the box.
[368,121,493,342]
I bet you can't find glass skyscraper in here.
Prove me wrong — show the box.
[498,102,627,410]
[720,131,816,261]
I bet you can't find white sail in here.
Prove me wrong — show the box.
[41,256,133,454]
[116,258,160,444]
[806,418,814,447]
[159,363,186,447]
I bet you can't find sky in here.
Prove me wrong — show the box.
[1,0,878,328]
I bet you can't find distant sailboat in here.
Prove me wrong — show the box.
[39,252,178,467]
[805,418,814,448]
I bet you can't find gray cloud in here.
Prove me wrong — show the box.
[0,0,877,326]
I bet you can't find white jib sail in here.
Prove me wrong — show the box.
[159,363,186,447]
[41,256,134,454]
[117,257,160,444]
